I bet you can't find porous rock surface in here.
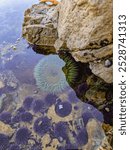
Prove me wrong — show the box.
[56,0,112,51]
[22,0,113,83]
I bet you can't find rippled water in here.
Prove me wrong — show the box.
[0,1,103,149]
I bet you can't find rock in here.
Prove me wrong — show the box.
[0,121,14,136]
[85,87,106,106]
[85,76,109,105]
[104,59,112,68]
[57,0,112,51]
[102,123,113,147]
[89,60,113,83]
[0,94,16,113]
[83,119,112,150]
[71,44,113,63]
[0,70,19,90]
[22,3,59,54]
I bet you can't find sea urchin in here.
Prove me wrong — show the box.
[15,127,31,145]
[0,134,9,150]
[33,117,51,136]
[55,101,72,117]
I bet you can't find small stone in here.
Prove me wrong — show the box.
[33,90,38,94]
[105,107,110,112]
[16,38,21,41]
[59,137,63,142]
[104,59,112,68]
[87,106,93,111]
[12,46,17,50]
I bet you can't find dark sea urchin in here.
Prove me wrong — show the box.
[31,144,42,150]
[9,144,20,150]
[23,96,34,110]
[33,117,51,136]
[15,127,31,145]
[34,55,69,94]
[17,107,26,114]
[54,121,69,140]
[0,111,12,124]
[0,134,9,150]
[55,101,72,117]
[44,94,57,107]
[20,112,33,123]
[32,99,44,113]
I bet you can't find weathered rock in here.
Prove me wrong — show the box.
[71,44,113,63]
[102,123,113,147]
[85,87,106,105]
[85,76,108,105]
[22,3,58,53]
[89,59,113,83]
[83,119,112,150]
[56,0,113,51]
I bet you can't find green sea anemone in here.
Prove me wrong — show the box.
[59,52,79,85]
[34,55,69,94]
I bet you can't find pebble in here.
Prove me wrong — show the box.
[104,59,112,67]
[105,107,110,112]
[33,90,39,94]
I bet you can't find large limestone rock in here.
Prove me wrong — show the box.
[22,3,58,53]
[56,0,112,51]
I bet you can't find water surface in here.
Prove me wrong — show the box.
[0,1,103,149]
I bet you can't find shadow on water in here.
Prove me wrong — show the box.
[0,1,106,149]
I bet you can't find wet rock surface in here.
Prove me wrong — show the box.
[84,119,112,150]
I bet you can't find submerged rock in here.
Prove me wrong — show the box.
[0,121,14,136]
[84,119,112,150]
